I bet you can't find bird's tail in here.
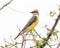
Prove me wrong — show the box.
[14,31,22,40]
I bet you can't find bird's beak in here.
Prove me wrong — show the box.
[30,11,33,13]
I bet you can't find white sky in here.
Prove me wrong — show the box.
[0,0,60,48]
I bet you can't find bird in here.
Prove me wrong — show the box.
[14,9,39,40]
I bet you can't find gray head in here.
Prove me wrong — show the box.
[30,9,39,16]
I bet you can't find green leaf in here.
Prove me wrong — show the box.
[4,44,8,48]
[0,46,4,48]
[58,5,60,11]
[50,11,56,16]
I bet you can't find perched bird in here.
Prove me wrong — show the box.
[14,9,39,40]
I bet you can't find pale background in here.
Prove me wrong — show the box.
[0,0,60,48]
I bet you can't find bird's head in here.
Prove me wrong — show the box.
[30,9,39,16]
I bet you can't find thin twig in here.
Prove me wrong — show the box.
[47,43,52,48]
[57,43,60,48]
[21,35,26,48]
[33,28,42,38]
[0,0,13,10]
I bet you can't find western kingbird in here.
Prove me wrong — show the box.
[14,9,39,40]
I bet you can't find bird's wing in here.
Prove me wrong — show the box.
[22,16,37,31]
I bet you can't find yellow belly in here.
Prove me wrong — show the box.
[27,19,39,30]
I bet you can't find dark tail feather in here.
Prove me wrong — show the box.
[14,32,21,40]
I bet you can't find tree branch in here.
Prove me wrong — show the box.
[40,13,60,48]
[0,0,13,10]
